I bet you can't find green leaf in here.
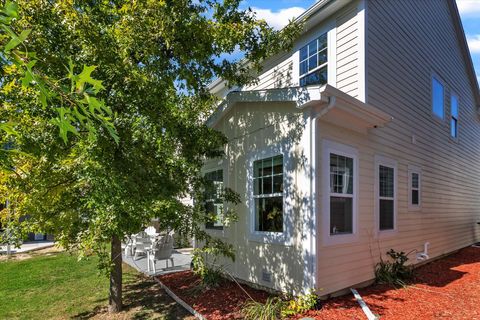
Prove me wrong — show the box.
[3,28,31,52]
[0,122,17,136]
[76,65,104,94]
[51,107,79,143]
[4,1,18,18]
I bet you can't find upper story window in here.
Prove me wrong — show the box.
[204,169,224,230]
[451,94,459,138]
[253,155,284,233]
[432,77,444,119]
[299,33,328,87]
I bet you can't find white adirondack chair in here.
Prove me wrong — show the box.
[133,234,152,260]
[147,235,174,273]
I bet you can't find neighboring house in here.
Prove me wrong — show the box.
[201,0,480,296]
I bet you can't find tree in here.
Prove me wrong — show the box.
[0,0,298,312]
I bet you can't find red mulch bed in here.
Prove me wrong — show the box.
[157,270,270,320]
[158,247,480,320]
[298,246,480,320]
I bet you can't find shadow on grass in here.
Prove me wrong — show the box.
[73,272,192,320]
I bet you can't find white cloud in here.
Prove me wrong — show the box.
[456,0,480,15]
[467,34,480,53]
[252,7,305,29]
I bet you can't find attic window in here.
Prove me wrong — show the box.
[299,33,328,86]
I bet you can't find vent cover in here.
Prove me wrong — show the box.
[261,269,272,283]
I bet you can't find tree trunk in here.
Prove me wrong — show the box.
[109,235,123,313]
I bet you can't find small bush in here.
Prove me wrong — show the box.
[242,297,284,320]
[281,289,321,318]
[191,251,223,287]
[375,249,414,287]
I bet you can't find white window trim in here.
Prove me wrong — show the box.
[295,21,335,87]
[322,140,359,246]
[374,155,398,237]
[450,92,459,140]
[247,147,293,245]
[202,159,229,238]
[408,165,421,211]
[431,74,446,121]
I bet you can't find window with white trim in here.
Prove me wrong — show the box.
[451,94,459,138]
[408,168,421,209]
[204,169,224,229]
[329,153,354,235]
[378,164,395,230]
[432,77,444,119]
[253,155,283,233]
[299,33,328,87]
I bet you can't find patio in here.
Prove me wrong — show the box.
[122,248,192,276]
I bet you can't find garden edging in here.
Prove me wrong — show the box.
[154,277,207,320]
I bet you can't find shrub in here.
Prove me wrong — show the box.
[242,297,284,320]
[375,249,414,287]
[281,289,321,318]
[242,290,321,320]
[191,250,223,287]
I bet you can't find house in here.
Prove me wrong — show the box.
[201,0,480,296]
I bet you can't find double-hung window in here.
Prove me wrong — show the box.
[253,155,284,233]
[329,153,354,235]
[299,33,328,87]
[451,94,459,138]
[378,163,396,231]
[204,169,224,230]
[408,167,421,209]
[432,77,444,119]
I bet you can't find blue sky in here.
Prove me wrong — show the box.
[242,0,480,84]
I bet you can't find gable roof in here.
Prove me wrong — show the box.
[447,0,480,109]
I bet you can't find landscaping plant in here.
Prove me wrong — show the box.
[375,249,414,287]
[0,0,300,313]
[281,289,321,318]
[242,297,285,320]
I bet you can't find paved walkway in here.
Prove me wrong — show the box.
[123,249,192,276]
[0,241,55,254]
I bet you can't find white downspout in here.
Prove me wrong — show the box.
[305,95,336,292]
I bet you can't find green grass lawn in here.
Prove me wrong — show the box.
[0,249,192,320]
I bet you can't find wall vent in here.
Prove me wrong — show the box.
[261,269,272,283]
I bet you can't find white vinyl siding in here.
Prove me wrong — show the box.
[336,8,360,98]
[314,0,480,297]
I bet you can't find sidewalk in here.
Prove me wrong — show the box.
[0,241,55,254]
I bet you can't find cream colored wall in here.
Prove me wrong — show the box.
[315,0,480,295]
[202,101,310,294]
